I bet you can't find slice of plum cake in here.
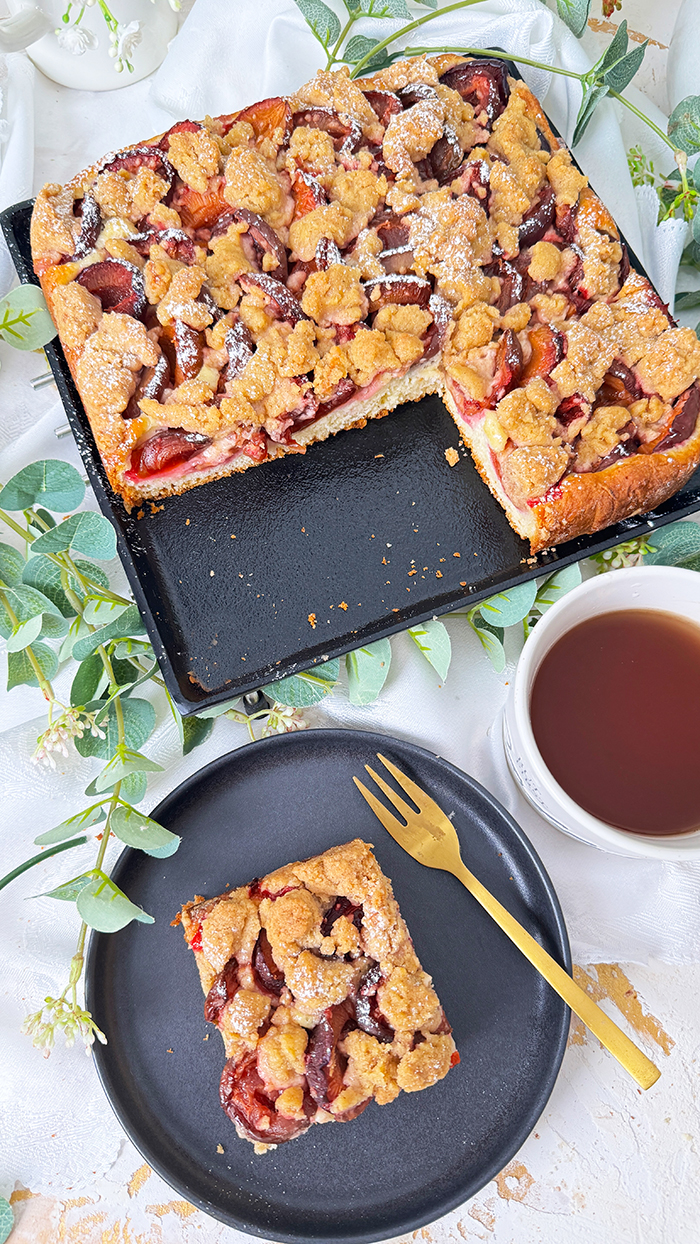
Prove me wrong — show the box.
[176,838,458,1152]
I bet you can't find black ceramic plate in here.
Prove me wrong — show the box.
[5,57,700,713]
[86,728,570,1243]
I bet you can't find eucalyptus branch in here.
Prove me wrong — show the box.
[0,837,88,893]
[404,43,580,80]
[350,0,485,78]
[329,11,359,69]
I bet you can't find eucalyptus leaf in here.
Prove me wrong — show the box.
[35,804,106,846]
[534,563,582,614]
[470,616,506,673]
[0,541,24,586]
[693,209,700,247]
[597,16,628,73]
[408,619,452,680]
[668,95,700,157]
[110,805,180,857]
[572,82,609,147]
[674,290,700,310]
[183,713,215,754]
[22,555,109,617]
[554,0,591,39]
[38,871,94,902]
[82,597,128,627]
[94,747,163,793]
[0,1196,13,1244]
[112,637,154,660]
[84,767,148,804]
[72,604,146,662]
[0,459,85,513]
[642,521,700,566]
[31,511,117,561]
[344,34,382,62]
[70,651,105,706]
[196,698,241,719]
[346,639,392,705]
[6,613,43,651]
[76,869,154,932]
[604,42,647,95]
[264,658,339,708]
[677,551,700,572]
[415,0,438,7]
[293,0,340,48]
[7,641,58,690]
[119,769,149,804]
[74,696,156,760]
[59,615,91,662]
[34,507,57,530]
[359,0,411,18]
[0,285,55,350]
[0,583,64,640]
[479,580,537,628]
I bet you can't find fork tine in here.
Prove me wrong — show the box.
[377,754,434,813]
[364,764,416,824]
[353,776,413,841]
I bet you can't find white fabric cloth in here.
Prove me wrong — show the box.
[0,51,34,295]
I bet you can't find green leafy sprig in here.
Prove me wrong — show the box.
[0,286,55,355]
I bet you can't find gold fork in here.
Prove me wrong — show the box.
[353,753,660,1091]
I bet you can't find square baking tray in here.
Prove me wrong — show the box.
[5,67,700,713]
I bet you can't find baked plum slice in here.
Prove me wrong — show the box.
[99,144,175,186]
[320,896,363,937]
[123,352,170,420]
[518,186,556,248]
[354,963,393,1043]
[220,1053,314,1144]
[522,324,564,383]
[362,88,402,127]
[237,272,309,325]
[76,259,146,319]
[72,192,101,260]
[251,929,285,997]
[439,59,510,124]
[204,955,240,1024]
[490,329,523,401]
[130,429,212,478]
[211,207,288,280]
[641,384,700,454]
[236,96,293,148]
[305,999,358,1110]
[292,108,362,157]
[364,274,431,310]
[291,171,328,220]
[160,320,204,385]
[427,124,463,185]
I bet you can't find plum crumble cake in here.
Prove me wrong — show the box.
[31,55,700,551]
[175,839,457,1152]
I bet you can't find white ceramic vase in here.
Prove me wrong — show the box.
[5,0,178,90]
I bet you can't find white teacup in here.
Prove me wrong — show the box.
[503,565,700,860]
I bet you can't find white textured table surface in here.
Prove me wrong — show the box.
[3,3,699,1243]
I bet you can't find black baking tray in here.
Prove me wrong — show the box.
[5,65,700,713]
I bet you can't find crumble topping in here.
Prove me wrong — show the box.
[32,54,700,541]
[178,839,456,1150]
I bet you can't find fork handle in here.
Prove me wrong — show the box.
[453,861,660,1090]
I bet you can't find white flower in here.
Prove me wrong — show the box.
[55,23,98,56]
[108,19,142,72]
